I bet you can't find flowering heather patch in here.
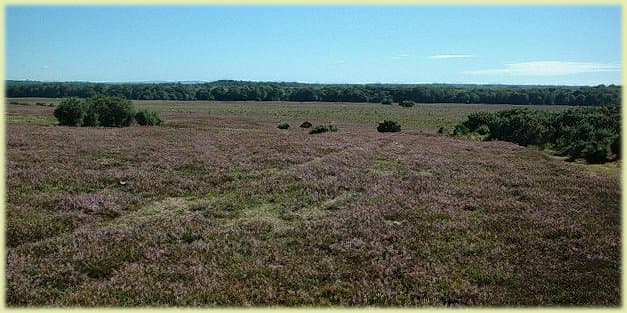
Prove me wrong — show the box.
[5,102,620,306]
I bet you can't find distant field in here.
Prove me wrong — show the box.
[5,99,619,306]
[6,97,572,132]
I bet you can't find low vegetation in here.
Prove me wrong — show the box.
[53,98,86,126]
[399,100,416,107]
[307,124,338,134]
[277,122,290,130]
[134,109,163,126]
[453,106,620,164]
[6,98,620,306]
[53,96,162,127]
[377,120,401,133]
[299,121,312,128]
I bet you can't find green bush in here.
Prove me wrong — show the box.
[399,100,415,107]
[437,126,447,134]
[86,95,135,127]
[452,124,469,136]
[611,135,620,158]
[582,141,609,164]
[381,98,393,105]
[453,107,620,164]
[82,102,99,126]
[377,120,401,133]
[53,98,85,126]
[300,121,312,128]
[135,109,163,126]
[329,124,338,132]
[309,125,330,134]
[476,124,490,136]
[277,122,290,129]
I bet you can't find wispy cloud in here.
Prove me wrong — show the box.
[41,65,49,70]
[392,53,411,60]
[429,54,476,59]
[464,61,621,76]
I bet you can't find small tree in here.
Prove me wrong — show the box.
[377,120,401,132]
[277,122,290,129]
[54,98,85,126]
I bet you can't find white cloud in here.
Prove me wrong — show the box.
[41,65,49,70]
[429,54,475,59]
[464,61,621,76]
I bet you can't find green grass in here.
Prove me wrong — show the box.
[6,114,57,126]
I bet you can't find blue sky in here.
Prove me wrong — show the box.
[6,6,622,85]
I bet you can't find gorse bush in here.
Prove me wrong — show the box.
[611,135,621,158]
[53,95,155,128]
[135,109,163,126]
[277,122,290,129]
[300,121,312,128]
[54,98,85,126]
[308,124,338,134]
[453,106,620,163]
[309,125,329,134]
[399,100,415,107]
[377,120,401,133]
[87,95,135,127]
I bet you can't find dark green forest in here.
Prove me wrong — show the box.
[6,80,621,106]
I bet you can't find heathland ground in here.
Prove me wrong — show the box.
[5,98,620,305]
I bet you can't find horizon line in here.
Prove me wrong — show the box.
[5,79,621,87]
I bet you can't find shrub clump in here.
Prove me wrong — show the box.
[377,120,401,133]
[309,125,329,134]
[399,100,415,107]
[85,95,135,127]
[308,124,337,134]
[611,135,620,158]
[54,98,85,126]
[381,98,393,105]
[452,106,620,164]
[135,109,163,126]
[277,122,290,129]
[53,95,149,128]
[300,121,313,128]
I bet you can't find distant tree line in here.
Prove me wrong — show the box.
[453,106,620,164]
[7,80,621,106]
